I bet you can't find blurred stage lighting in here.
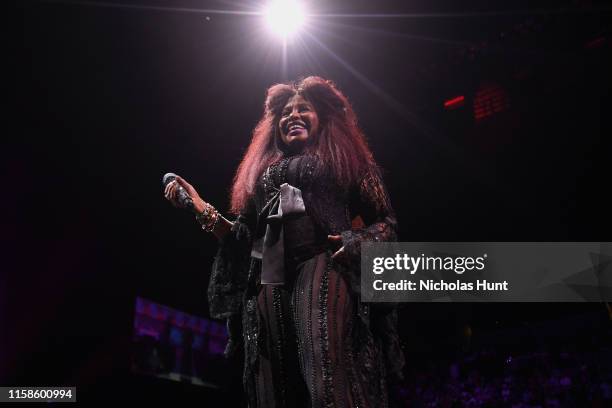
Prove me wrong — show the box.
[264,0,307,39]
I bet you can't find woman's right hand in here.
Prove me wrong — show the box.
[163,175,207,213]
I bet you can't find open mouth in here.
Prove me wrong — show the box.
[286,120,307,136]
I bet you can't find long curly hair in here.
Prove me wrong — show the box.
[230,76,375,214]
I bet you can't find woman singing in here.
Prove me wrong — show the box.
[164,76,404,407]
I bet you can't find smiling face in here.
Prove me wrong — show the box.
[278,94,320,150]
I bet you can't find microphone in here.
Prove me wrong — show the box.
[162,173,194,211]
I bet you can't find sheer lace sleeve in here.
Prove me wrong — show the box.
[341,166,398,269]
[207,201,256,320]
[341,167,405,382]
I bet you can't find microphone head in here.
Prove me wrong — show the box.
[162,172,194,210]
[162,172,177,187]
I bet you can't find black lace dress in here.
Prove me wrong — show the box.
[208,154,404,408]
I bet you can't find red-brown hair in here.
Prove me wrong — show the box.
[230,76,376,214]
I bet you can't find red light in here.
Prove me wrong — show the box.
[473,83,509,121]
[444,95,465,110]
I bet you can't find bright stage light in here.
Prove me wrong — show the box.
[264,0,306,39]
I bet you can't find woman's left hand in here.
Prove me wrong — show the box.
[328,235,346,261]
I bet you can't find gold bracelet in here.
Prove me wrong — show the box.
[195,202,220,233]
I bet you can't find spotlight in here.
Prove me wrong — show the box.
[264,0,306,39]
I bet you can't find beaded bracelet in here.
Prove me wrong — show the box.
[195,202,220,233]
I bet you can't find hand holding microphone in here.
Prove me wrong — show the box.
[163,172,233,238]
[163,173,206,213]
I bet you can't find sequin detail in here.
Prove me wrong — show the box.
[208,155,402,407]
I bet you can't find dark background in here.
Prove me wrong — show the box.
[6,0,612,403]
